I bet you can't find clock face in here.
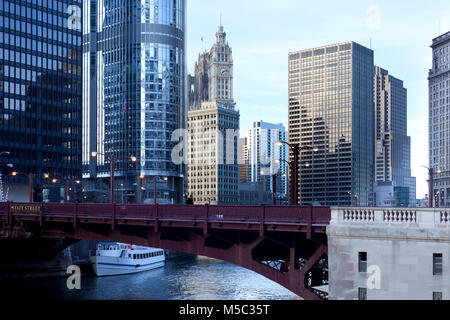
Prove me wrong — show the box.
[220,68,229,76]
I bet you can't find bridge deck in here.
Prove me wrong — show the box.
[0,203,330,234]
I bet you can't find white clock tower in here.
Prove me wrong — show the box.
[209,25,234,106]
[187,25,240,205]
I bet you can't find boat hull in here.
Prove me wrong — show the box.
[90,256,165,277]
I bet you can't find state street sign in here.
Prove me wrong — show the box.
[10,204,42,213]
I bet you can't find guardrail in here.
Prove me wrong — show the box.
[332,207,450,229]
[0,202,331,236]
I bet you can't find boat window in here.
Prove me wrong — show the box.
[133,254,136,259]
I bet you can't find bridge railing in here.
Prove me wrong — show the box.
[158,205,204,221]
[116,204,156,219]
[0,202,331,227]
[264,206,329,225]
[208,206,261,222]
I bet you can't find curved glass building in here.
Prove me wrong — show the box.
[83,0,186,204]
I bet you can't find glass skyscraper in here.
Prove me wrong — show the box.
[288,42,375,206]
[83,0,186,204]
[374,66,416,207]
[0,0,83,202]
[247,121,289,200]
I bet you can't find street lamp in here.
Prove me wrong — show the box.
[434,191,441,208]
[10,171,35,203]
[422,165,441,208]
[278,141,318,205]
[153,176,169,205]
[91,152,137,204]
[354,194,359,207]
[347,192,352,207]
[0,151,10,156]
[42,174,82,203]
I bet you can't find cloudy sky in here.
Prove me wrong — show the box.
[186,0,450,198]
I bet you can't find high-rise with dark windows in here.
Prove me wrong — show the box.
[82,0,186,204]
[288,42,375,206]
[374,66,416,207]
[0,0,83,202]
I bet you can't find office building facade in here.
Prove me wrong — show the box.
[0,0,83,202]
[288,42,375,206]
[82,0,186,204]
[239,137,248,183]
[247,121,288,201]
[187,26,240,205]
[374,66,416,207]
[429,31,450,206]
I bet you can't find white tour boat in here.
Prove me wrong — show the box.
[90,242,165,277]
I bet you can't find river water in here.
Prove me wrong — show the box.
[1,255,301,300]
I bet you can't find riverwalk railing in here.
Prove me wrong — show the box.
[332,207,450,229]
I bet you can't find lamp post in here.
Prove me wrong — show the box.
[347,192,352,207]
[153,176,168,205]
[275,159,309,206]
[10,171,34,202]
[422,166,441,208]
[42,174,82,202]
[435,191,441,208]
[91,152,137,204]
[278,142,318,205]
[354,194,359,207]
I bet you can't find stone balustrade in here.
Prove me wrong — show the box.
[331,207,450,229]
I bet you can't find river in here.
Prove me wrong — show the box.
[1,255,301,300]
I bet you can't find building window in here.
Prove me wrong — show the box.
[433,253,443,276]
[358,288,367,300]
[359,252,367,273]
[433,292,443,300]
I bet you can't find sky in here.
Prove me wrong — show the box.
[186,0,450,199]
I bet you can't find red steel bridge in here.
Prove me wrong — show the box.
[0,202,331,300]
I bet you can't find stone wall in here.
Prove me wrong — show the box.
[327,208,450,300]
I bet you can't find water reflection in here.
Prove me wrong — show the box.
[1,256,301,300]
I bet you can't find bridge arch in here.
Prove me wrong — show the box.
[0,202,330,300]
[66,227,328,300]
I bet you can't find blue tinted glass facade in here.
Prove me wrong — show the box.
[0,0,83,201]
[289,42,374,206]
[83,0,186,204]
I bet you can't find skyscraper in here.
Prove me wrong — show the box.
[0,0,83,202]
[374,66,416,207]
[82,0,186,204]
[288,42,375,206]
[247,121,288,200]
[429,31,450,206]
[187,26,240,205]
[239,137,248,183]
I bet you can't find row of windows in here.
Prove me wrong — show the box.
[129,251,164,260]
